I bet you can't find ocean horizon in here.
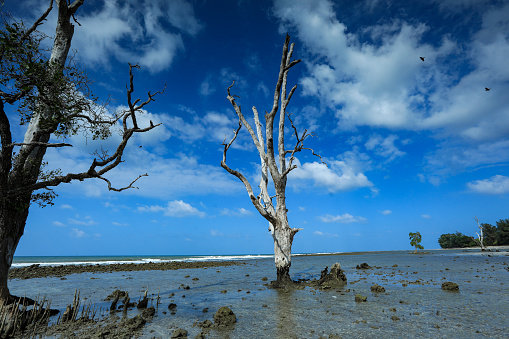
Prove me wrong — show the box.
[12,248,465,268]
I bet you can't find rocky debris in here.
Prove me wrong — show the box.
[370,284,386,293]
[168,303,177,311]
[441,282,459,291]
[261,277,268,281]
[109,294,120,313]
[198,319,213,329]
[355,294,367,302]
[317,263,347,288]
[141,306,155,319]
[171,328,188,338]
[105,290,127,301]
[391,315,400,321]
[356,263,371,269]
[137,290,149,309]
[9,261,244,280]
[213,306,236,327]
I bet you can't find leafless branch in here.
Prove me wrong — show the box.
[9,65,162,195]
[19,0,54,43]
[98,173,147,192]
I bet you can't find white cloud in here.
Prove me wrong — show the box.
[70,228,87,238]
[273,0,509,174]
[467,175,509,195]
[365,134,405,162]
[290,158,374,193]
[313,231,338,237]
[381,210,392,215]
[67,217,97,226]
[422,214,431,219]
[53,221,65,227]
[60,204,73,209]
[138,200,205,217]
[112,222,129,226]
[210,229,224,237]
[220,208,253,217]
[319,213,367,223]
[23,0,202,72]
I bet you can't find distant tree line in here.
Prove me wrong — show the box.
[438,219,509,248]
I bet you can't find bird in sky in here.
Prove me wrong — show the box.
[420,57,425,62]
[485,87,491,91]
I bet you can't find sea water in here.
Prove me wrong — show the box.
[9,249,509,338]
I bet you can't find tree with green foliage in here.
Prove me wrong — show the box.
[0,1,163,303]
[481,223,498,246]
[495,219,509,245]
[409,231,424,253]
[438,232,477,248]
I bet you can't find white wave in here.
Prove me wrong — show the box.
[11,254,275,268]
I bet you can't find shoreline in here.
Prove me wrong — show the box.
[10,247,509,280]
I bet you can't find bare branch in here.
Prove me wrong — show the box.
[98,173,148,192]
[19,0,54,43]
[9,65,162,196]
[226,82,266,159]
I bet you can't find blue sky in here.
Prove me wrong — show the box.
[5,0,509,256]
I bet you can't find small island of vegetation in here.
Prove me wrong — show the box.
[438,218,509,248]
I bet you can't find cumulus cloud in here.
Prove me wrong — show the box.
[273,0,509,174]
[319,213,367,223]
[467,175,509,195]
[290,158,374,193]
[53,221,65,227]
[23,0,202,72]
[381,210,392,215]
[138,200,205,217]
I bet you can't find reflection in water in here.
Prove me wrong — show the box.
[275,289,297,339]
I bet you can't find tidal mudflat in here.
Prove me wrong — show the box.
[8,248,509,338]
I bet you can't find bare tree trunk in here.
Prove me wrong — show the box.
[221,36,322,287]
[272,219,293,285]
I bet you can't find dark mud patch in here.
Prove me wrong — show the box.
[9,260,244,280]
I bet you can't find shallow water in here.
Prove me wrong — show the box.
[10,249,509,338]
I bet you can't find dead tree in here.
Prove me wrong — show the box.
[472,216,486,251]
[221,35,324,286]
[0,1,163,303]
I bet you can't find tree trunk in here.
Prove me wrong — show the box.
[271,204,297,287]
[0,197,30,303]
[0,1,82,304]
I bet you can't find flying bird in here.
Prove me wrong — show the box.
[420,57,425,62]
[485,87,491,91]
